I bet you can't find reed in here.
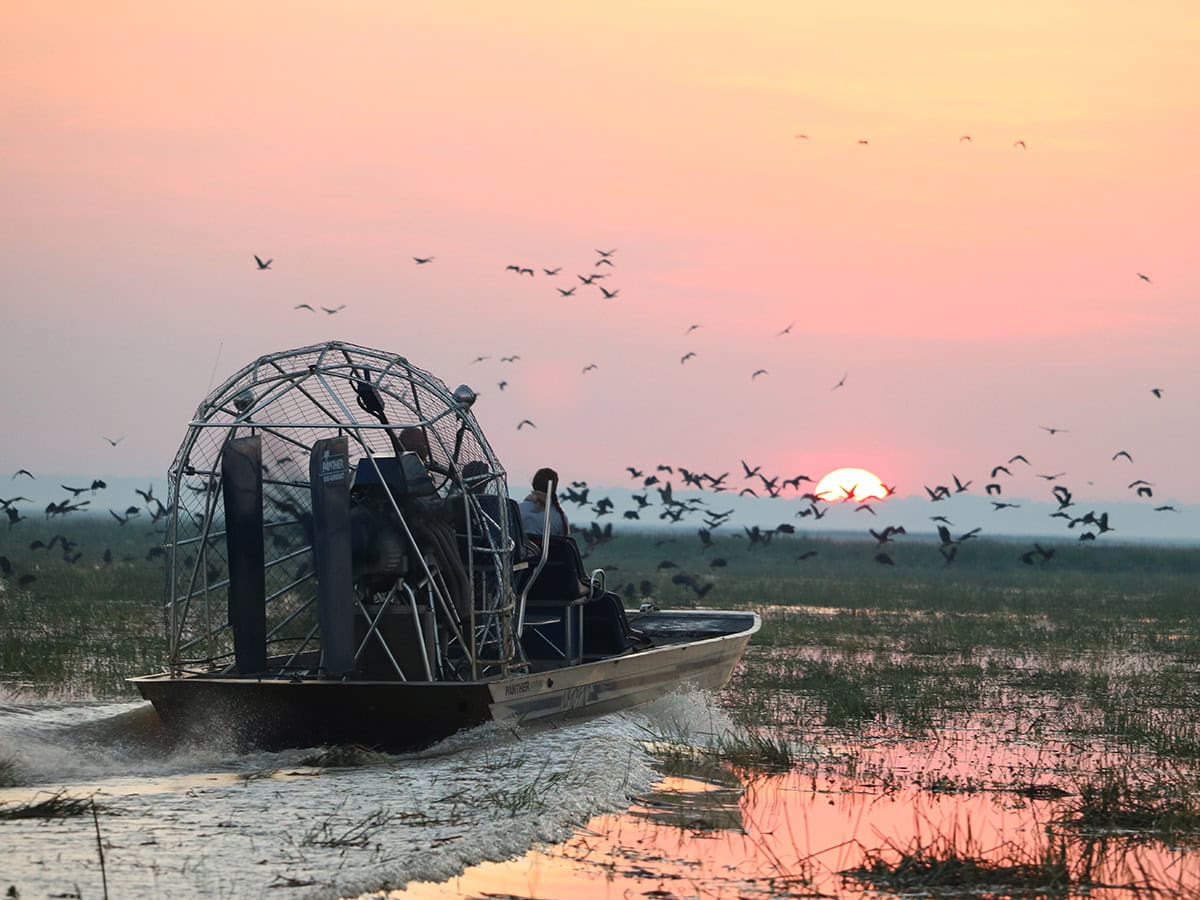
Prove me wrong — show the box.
[0,791,95,821]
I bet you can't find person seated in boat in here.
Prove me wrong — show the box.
[397,426,431,463]
[519,467,569,538]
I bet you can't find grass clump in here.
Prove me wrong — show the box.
[843,830,1075,897]
[0,791,94,820]
[298,744,389,768]
[1062,768,1200,838]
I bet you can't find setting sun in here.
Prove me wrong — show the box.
[814,467,890,503]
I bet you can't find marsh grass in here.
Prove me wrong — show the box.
[298,745,391,768]
[299,808,394,848]
[0,791,95,820]
[1062,768,1200,839]
[843,827,1076,897]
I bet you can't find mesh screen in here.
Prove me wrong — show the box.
[163,342,507,671]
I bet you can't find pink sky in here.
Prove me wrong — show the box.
[3,2,1198,522]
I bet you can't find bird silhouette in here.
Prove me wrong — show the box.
[1009,454,1031,465]
[832,372,847,390]
[294,304,314,311]
[1112,451,1133,462]
[1137,272,1152,283]
[471,355,489,364]
[498,380,508,391]
[599,287,620,299]
[990,465,1012,478]
[959,135,972,142]
[680,352,697,364]
[751,369,768,380]
[13,470,34,480]
[777,323,794,336]
[794,133,809,140]
[685,324,702,334]
[595,258,614,268]
[595,248,617,257]
[517,419,536,430]
[1151,388,1163,398]
[254,255,272,270]
[413,256,435,264]
[582,364,598,373]
[857,139,870,145]
[500,355,520,362]
[1013,140,1027,149]
[321,305,346,315]
[557,287,576,296]
[1039,425,1067,435]
[543,267,561,275]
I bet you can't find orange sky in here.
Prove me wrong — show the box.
[3,1,1198,515]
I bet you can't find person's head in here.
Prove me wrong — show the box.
[531,467,559,498]
[398,427,430,462]
[460,459,490,493]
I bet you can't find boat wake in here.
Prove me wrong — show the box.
[0,689,727,898]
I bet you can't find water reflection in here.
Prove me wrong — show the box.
[387,756,1200,899]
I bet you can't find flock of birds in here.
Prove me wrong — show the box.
[0,245,1179,603]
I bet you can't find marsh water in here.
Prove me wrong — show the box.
[5,534,1200,898]
[5,658,1200,899]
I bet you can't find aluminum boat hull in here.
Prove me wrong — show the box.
[130,610,759,751]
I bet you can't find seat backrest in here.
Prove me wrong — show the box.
[524,535,590,605]
[456,494,529,566]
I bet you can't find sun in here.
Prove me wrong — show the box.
[814,467,890,503]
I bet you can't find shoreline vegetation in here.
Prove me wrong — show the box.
[3,521,1200,895]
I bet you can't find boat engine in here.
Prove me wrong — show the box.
[347,453,437,593]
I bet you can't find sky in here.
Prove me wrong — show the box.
[3,1,1198,538]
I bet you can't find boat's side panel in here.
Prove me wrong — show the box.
[488,619,757,725]
[133,676,495,751]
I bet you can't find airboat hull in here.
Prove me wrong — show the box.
[130,610,759,751]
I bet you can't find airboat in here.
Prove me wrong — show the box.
[129,341,759,750]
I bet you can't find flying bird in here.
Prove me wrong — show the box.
[497,380,508,391]
[582,363,598,373]
[680,352,696,364]
[557,287,576,296]
[517,419,536,430]
[751,369,768,380]
[794,133,809,140]
[857,139,870,145]
[595,248,617,257]
[471,356,489,364]
[321,305,346,315]
[685,324,701,334]
[1039,425,1067,435]
[294,304,314,311]
[1013,140,1027,149]
[1137,272,1152,283]
[12,470,33,480]
[1009,454,1031,465]
[959,135,972,142]
[500,355,520,362]
[1151,388,1163,398]
[103,436,124,446]
[777,323,794,336]
[599,287,620,299]
[254,255,272,270]
[595,258,615,267]
[413,256,435,264]
[1112,450,1133,462]
[543,267,561,275]
[832,372,847,390]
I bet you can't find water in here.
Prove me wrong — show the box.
[0,693,730,898]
